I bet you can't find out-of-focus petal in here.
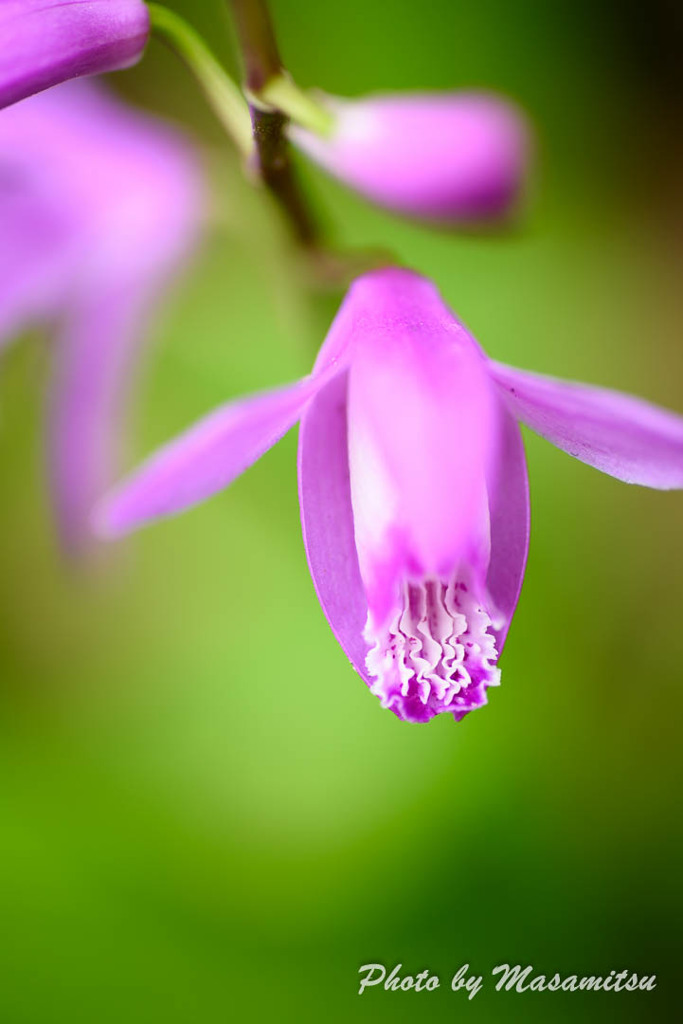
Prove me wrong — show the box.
[0,0,149,109]
[486,408,530,649]
[0,81,202,550]
[48,283,148,553]
[0,185,75,348]
[1,81,201,350]
[95,369,342,539]
[290,91,529,223]
[0,82,202,290]
[297,371,371,683]
[490,361,683,489]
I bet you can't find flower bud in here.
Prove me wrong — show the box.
[290,91,530,224]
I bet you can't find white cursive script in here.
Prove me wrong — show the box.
[358,964,439,995]
[357,962,657,997]
[491,964,657,994]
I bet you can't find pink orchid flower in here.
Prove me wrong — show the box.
[289,92,529,223]
[0,80,200,551]
[0,0,149,110]
[96,268,683,722]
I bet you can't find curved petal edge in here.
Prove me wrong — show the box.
[297,371,371,683]
[490,360,683,489]
[0,0,150,110]
[95,374,324,539]
[486,406,530,650]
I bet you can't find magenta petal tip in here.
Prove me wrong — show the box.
[0,0,150,110]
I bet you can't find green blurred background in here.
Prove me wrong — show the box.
[2,0,683,1020]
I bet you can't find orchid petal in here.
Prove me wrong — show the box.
[0,189,75,349]
[490,361,683,488]
[298,371,371,682]
[48,283,149,553]
[95,370,339,539]
[0,82,203,292]
[344,269,499,627]
[0,82,202,551]
[0,0,149,110]
[486,409,530,649]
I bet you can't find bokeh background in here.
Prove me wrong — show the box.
[2,0,683,1020]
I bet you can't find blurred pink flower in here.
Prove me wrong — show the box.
[0,0,149,109]
[0,80,201,551]
[95,268,683,722]
[289,92,529,223]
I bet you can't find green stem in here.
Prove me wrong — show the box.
[147,3,253,159]
[227,0,321,247]
[226,0,395,286]
[228,0,282,91]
